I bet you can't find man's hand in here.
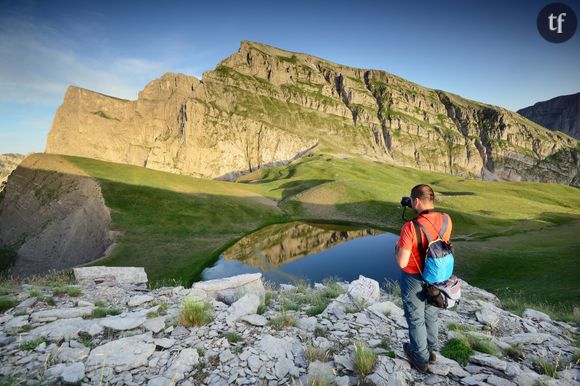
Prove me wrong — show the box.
[395,245,411,269]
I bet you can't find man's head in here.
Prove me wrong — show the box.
[410,184,435,213]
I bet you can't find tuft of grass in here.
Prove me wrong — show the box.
[84,307,121,319]
[78,332,94,348]
[269,312,297,330]
[465,334,499,356]
[0,296,17,312]
[387,350,396,358]
[532,357,562,378]
[384,279,401,298]
[28,289,41,298]
[504,344,525,361]
[178,298,213,327]
[321,278,345,299]
[314,325,328,338]
[40,296,55,306]
[196,347,205,357]
[353,342,377,377]
[224,331,242,344]
[146,300,168,318]
[447,322,477,332]
[94,299,106,308]
[264,290,276,306]
[257,304,266,315]
[53,286,82,297]
[19,337,49,351]
[305,345,330,362]
[378,338,390,351]
[346,298,369,313]
[441,338,474,366]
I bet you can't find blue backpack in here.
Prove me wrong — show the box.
[412,213,454,285]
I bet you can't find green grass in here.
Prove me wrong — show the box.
[53,286,81,297]
[305,345,330,362]
[268,312,297,330]
[0,296,17,312]
[19,337,49,351]
[84,307,121,319]
[353,342,377,376]
[447,322,477,333]
[224,331,242,344]
[178,298,213,327]
[55,153,580,315]
[441,338,474,366]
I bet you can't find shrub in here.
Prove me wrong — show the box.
[353,342,377,376]
[178,298,213,327]
[305,345,330,362]
[441,338,474,366]
[53,286,82,297]
[85,307,121,319]
[268,312,297,330]
[224,331,242,344]
[0,296,17,312]
[19,337,49,351]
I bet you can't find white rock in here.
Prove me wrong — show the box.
[256,335,293,359]
[31,307,94,322]
[226,294,260,323]
[307,361,335,384]
[462,373,489,385]
[275,357,293,378]
[148,376,172,386]
[77,300,94,307]
[15,297,37,310]
[522,308,551,322]
[127,294,154,307]
[486,374,517,386]
[61,362,85,384]
[100,314,146,331]
[154,338,175,349]
[368,301,404,318]
[219,349,234,363]
[73,266,148,284]
[297,316,317,332]
[85,334,155,372]
[513,371,542,386]
[501,333,552,346]
[347,275,380,304]
[143,316,166,333]
[387,371,408,386]
[192,273,265,305]
[164,348,199,382]
[247,355,262,373]
[28,317,102,341]
[240,314,267,326]
[57,346,90,363]
[334,354,354,371]
[475,306,500,327]
[4,315,28,331]
[469,354,508,372]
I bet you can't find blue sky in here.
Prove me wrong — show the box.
[1,0,579,154]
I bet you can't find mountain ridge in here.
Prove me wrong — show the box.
[46,41,579,185]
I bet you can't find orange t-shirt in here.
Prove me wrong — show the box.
[396,211,453,275]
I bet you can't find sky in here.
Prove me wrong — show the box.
[1,0,579,154]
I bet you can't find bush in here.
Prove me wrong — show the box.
[19,337,49,351]
[85,307,121,319]
[353,342,377,376]
[178,298,213,327]
[305,345,330,362]
[441,338,474,366]
[0,296,17,312]
[268,312,296,330]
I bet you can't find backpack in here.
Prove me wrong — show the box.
[412,213,461,309]
[412,213,454,284]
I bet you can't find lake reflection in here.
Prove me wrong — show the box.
[201,222,401,286]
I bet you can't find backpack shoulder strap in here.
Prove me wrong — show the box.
[412,219,426,265]
[438,213,449,239]
[415,219,433,244]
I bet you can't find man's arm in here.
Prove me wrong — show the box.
[395,245,411,269]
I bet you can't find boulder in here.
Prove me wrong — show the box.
[164,348,199,382]
[192,273,265,305]
[346,275,380,304]
[226,293,260,324]
[85,334,155,372]
[73,266,148,285]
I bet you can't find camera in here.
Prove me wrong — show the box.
[400,196,412,208]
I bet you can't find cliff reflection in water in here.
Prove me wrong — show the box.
[223,222,381,270]
[202,222,401,285]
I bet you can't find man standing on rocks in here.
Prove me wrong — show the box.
[394,184,453,372]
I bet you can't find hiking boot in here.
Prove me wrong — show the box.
[429,351,436,364]
[403,343,428,373]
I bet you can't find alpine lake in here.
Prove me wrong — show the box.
[201,221,401,287]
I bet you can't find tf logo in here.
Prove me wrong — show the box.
[537,3,577,43]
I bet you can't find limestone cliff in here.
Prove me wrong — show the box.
[0,154,113,275]
[46,41,580,185]
[517,92,580,140]
[0,153,25,192]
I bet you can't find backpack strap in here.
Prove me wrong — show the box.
[416,221,433,244]
[412,219,426,267]
[438,213,448,239]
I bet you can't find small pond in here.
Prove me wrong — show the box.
[201,221,401,287]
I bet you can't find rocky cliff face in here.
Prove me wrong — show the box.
[0,154,113,275]
[46,41,580,185]
[517,92,580,141]
[0,153,25,192]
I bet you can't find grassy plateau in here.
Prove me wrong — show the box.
[19,153,578,322]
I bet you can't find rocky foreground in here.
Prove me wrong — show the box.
[0,268,578,386]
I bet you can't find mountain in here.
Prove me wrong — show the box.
[517,92,580,140]
[46,41,579,186]
[0,153,25,192]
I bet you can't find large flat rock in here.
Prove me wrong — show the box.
[74,266,148,285]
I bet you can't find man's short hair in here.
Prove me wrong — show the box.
[411,184,435,202]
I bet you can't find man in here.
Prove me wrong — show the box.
[395,184,453,372]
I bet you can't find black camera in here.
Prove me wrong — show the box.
[400,196,412,208]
